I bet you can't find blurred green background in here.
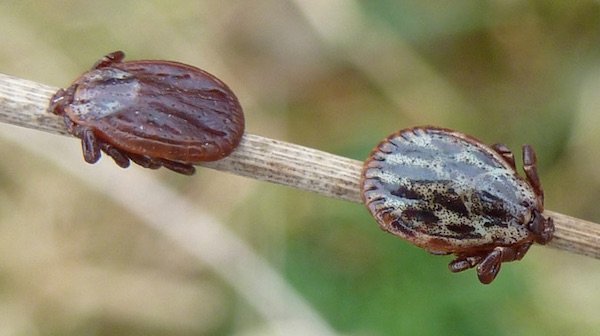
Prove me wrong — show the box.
[1,1,600,335]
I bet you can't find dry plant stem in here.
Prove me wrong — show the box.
[1,73,599,260]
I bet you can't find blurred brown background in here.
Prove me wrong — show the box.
[1,1,600,335]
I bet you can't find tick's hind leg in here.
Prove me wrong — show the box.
[126,154,196,175]
[491,143,516,170]
[159,159,196,175]
[115,152,195,175]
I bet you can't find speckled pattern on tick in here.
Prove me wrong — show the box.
[360,126,554,284]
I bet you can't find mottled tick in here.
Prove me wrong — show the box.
[360,126,554,284]
[49,51,245,175]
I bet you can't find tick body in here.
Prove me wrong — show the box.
[360,126,554,284]
[49,51,245,175]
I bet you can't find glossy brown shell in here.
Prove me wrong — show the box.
[52,51,244,164]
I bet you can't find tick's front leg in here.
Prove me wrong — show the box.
[93,51,126,69]
[74,127,101,164]
[522,145,544,205]
[477,248,503,284]
[491,143,516,170]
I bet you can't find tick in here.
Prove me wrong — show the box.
[360,126,554,284]
[48,51,245,175]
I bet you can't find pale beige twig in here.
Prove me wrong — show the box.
[1,73,599,260]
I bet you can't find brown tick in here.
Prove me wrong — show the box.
[360,126,554,284]
[49,51,245,175]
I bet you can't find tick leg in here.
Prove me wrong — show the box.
[97,141,130,168]
[105,148,130,168]
[78,128,101,164]
[63,120,102,164]
[125,154,195,175]
[159,159,196,176]
[93,51,126,69]
[448,254,484,273]
[477,248,503,284]
[491,143,516,170]
[523,145,544,205]
[127,153,163,170]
